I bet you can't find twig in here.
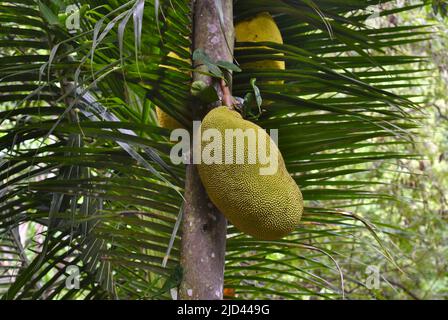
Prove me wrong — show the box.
[220,78,232,107]
[386,279,420,300]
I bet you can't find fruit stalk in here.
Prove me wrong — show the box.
[178,0,234,300]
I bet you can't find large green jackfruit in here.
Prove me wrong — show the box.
[197,107,303,240]
[235,12,285,75]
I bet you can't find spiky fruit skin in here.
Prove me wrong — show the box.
[197,107,303,240]
[235,12,285,76]
[156,51,189,129]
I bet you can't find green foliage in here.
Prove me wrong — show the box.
[345,4,448,299]
[0,0,442,300]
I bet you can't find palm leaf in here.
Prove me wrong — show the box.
[0,0,432,299]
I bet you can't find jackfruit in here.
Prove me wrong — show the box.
[197,107,303,240]
[156,106,184,130]
[235,12,285,76]
[156,51,190,129]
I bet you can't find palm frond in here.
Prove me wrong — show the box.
[0,0,431,299]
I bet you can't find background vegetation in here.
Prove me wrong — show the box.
[0,0,446,299]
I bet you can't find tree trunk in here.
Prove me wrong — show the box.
[179,0,234,300]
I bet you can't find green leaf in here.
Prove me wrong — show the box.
[250,78,262,108]
[215,60,242,72]
[38,1,61,25]
[191,80,220,103]
[192,48,224,78]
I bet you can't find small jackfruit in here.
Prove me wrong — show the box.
[156,51,190,129]
[235,12,285,75]
[197,107,303,240]
[156,106,184,130]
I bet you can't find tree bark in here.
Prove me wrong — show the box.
[179,0,234,300]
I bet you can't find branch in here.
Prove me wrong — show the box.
[179,0,234,300]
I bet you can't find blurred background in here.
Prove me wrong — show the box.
[0,0,447,300]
